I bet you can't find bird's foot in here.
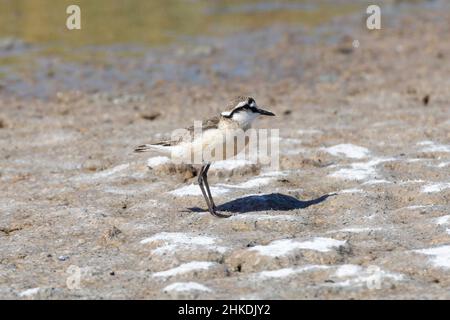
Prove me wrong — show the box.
[209,208,232,218]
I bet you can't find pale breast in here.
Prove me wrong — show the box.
[202,128,251,162]
[171,128,250,163]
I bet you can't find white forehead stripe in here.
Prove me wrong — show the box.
[222,98,255,117]
[234,101,248,109]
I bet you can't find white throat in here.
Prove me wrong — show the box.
[231,111,258,129]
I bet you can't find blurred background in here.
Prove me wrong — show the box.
[1,0,359,45]
[1,0,440,99]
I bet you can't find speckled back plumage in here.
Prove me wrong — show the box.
[226,96,253,111]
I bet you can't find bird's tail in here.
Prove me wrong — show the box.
[134,144,154,153]
[134,142,172,153]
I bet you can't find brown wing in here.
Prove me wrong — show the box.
[185,116,220,135]
[148,116,221,146]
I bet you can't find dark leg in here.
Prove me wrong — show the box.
[198,165,214,215]
[202,164,231,218]
[202,164,216,210]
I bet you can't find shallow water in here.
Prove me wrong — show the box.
[0,0,442,98]
[0,0,359,47]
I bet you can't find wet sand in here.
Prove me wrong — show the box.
[0,1,450,299]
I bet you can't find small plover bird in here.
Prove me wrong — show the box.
[134,96,275,218]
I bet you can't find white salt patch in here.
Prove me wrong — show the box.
[415,245,450,269]
[258,268,296,279]
[417,141,434,146]
[234,177,273,188]
[151,244,179,255]
[339,188,364,194]
[19,287,40,297]
[287,188,303,192]
[297,129,322,135]
[406,205,428,209]
[437,162,450,168]
[418,141,450,153]
[334,264,363,277]
[147,156,171,167]
[371,121,402,127]
[211,159,253,170]
[153,261,216,278]
[331,265,403,287]
[141,232,215,245]
[406,158,427,163]
[250,239,298,257]
[446,228,450,235]
[163,282,212,293]
[238,294,262,300]
[421,182,450,193]
[217,177,274,189]
[399,180,425,185]
[294,237,346,252]
[231,214,298,221]
[323,144,370,159]
[430,145,450,152]
[328,227,382,234]
[282,138,303,144]
[436,215,450,225]
[329,158,394,181]
[169,184,230,196]
[141,232,227,254]
[250,237,346,257]
[362,179,392,185]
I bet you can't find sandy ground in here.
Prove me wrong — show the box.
[1,2,449,299]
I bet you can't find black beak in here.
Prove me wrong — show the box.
[256,107,275,116]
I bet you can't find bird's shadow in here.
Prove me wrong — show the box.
[188,192,335,214]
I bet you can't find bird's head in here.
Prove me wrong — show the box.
[221,96,275,127]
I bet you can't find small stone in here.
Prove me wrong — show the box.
[140,112,161,121]
[105,226,122,240]
[336,46,353,55]
[100,226,125,247]
[82,158,111,172]
[152,163,198,182]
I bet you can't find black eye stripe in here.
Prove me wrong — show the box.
[230,105,258,115]
[237,104,253,112]
[226,104,248,117]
